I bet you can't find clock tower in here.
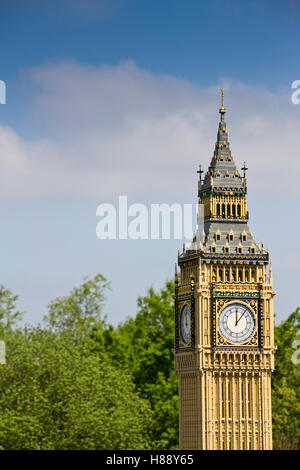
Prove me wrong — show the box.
[174,89,275,450]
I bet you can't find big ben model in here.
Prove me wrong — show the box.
[174,89,275,450]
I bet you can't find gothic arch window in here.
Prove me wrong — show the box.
[237,204,241,217]
[219,268,223,281]
[232,269,236,281]
[227,204,231,217]
[225,269,229,281]
[217,203,220,216]
[245,270,249,282]
[232,204,236,217]
[238,269,243,282]
[222,204,226,217]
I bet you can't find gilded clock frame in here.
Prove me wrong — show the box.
[175,294,195,350]
[211,287,262,348]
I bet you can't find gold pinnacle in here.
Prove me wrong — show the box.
[219,87,226,113]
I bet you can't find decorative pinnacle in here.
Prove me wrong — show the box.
[219,87,226,114]
[269,259,273,284]
[241,161,248,179]
[197,164,204,183]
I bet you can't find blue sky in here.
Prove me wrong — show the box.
[0,0,300,326]
[2,0,300,88]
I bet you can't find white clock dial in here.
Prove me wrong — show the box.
[218,302,255,344]
[180,304,191,345]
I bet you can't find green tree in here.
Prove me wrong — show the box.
[44,273,110,338]
[93,281,179,449]
[272,308,300,449]
[0,285,22,336]
[0,327,153,450]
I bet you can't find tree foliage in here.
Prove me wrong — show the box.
[272,308,300,449]
[0,285,22,336]
[43,274,110,337]
[0,328,153,450]
[93,281,178,449]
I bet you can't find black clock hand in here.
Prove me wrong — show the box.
[236,308,247,325]
[235,308,238,326]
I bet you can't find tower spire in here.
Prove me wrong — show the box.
[200,87,242,191]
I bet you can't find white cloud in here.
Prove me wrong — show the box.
[1,60,300,200]
[0,127,27,171]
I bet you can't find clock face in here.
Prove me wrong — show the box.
[218,302,256,344]
[180,304,191,345]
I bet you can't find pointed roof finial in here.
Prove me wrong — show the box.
[241,161,248,179]
[269,259,273,285]
[219,87,226,115]
[174,263,179,285]
[197,164,204,183]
